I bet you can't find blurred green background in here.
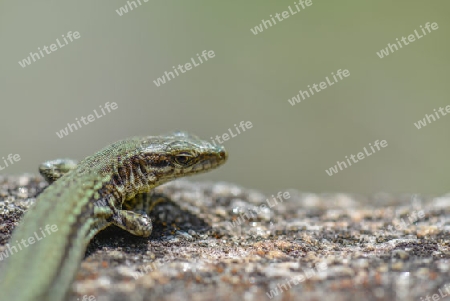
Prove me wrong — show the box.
[0,1,449,195]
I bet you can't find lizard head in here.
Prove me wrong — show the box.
[140,131,228,185]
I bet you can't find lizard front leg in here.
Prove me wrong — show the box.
[39,159,153,237]
[111,210,153,237]
[122,192,171,215]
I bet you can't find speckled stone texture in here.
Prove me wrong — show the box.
[1,174,450,301]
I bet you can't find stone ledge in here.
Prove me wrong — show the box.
[1,174,449,301]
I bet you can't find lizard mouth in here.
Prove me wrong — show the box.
[190,149,228,173]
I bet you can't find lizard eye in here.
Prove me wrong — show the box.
[175,153,193,165]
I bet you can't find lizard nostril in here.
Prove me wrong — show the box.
[219,149,228,161]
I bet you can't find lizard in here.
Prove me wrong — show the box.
[0,131,228,301]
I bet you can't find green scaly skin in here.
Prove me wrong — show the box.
[0,132,227,301]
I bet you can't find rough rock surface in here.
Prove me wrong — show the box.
[1,174,450,301]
